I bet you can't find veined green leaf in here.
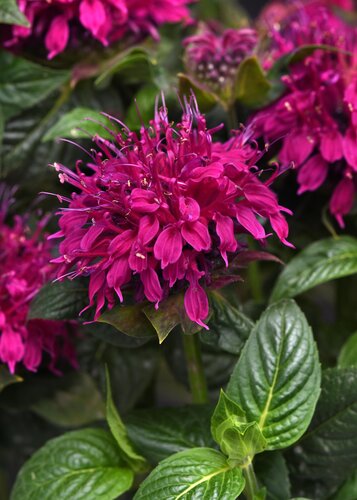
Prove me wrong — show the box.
[227,300,321,449]
[105,367,148,473]
[235,56,271,108]
[338,331,357,368]
[11,428,134,500]
[126,405,214,464]
[271,237,357,302]
[43,108,113,141]
[134,448,245,500]
[0,0,30,27]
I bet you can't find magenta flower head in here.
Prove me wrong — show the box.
[0,187,77,374]
[183,25,257,97]
[50,95,292,330]
[255,1,357,227]
[2,0,193,59]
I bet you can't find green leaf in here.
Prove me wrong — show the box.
[0,51,69,121]
[331,470,357,500]
[218,421,267,467]
[105,367,148,473]
[0,0,30,27]
[178,73,217,112]
[227,299,321,449]
[134,448,245,500]
[338,331,357,368]
[11,428,134,500]
[271,237,357,302]
[43,107,113,141]
[29,279,88,321]
[201,292,254,355]
[31,372,105,427]
[289,367,357,493]
[98,303,156,339]
[0,365,22,392]
[96,47,155,87]
[235,56,271,108]
[143,293,201,343]
[125,405,214,464]
[211,390,246,443]
[125,84,159,130]
[254,452,291,500]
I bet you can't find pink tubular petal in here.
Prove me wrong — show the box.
[297,154,329,194]
[330,176,355,228]
[215,213,237,266]
[80,224,105,251]
[106,257,131,300]
[154,225,183,268]
[45,15,70,59]
[138,215,159,245]
[181,220,211,251]
[269,212,294,248]
[79,0,107,40]
[320,129,343,162]
[179,196,200,222]
[108,229,135,255]
[130,189,160,212]
[0,328,25,374]
[236,205,266,240]
[184,281,209,330]
[280,131,315,166]
[343,128,357,171]
[140,268,163,306]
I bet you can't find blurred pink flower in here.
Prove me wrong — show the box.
[255,1,357,226]
[0,188,77,374]
[183,25,257,95]
[50,96,291,329]
[2,0,192,59]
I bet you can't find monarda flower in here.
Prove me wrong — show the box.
[0,188,77,374]
[1,0,193,59]
[255,1,357,226]
[183,25,257,99]
[50,96,291,329]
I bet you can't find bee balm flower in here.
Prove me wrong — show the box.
[0,188,77,374]
[50,96,291,329]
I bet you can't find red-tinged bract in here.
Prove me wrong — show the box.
[255,1,357,226]
[50,97,292,329]
[0,189,77,374]
[1,0,193,59]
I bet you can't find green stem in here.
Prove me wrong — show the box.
[247,259,263,303]
[227,104,239,130]
[182,333,209,404]
[243,462,259,500]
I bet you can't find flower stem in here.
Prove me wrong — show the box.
[247,260,264,303]
[182,333,209,404]
[243,462,260,500]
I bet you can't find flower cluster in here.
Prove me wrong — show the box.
[50,97,291,329]
[0,189,77,374]
[255,1,357,226]
[183,25,257,96]
[2,0,193,59]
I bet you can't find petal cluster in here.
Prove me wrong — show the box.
[183,26,257,95]
[0,190,76,373]
[51,97,291,328]
[2,0,193,59]
[255,1,357,226]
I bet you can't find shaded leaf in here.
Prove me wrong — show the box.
[0,51,69,121]
[126,405,214,464]
[254,452,291,500]
[289,368,357,497]
[43,107,113,141]
[338,331,357,368]
[105,367,148,473]
[98,303,156,339]
[331,470,357,500]
[271,237,357,302]
[235,56,271,108]
[134,448,245,500]
[227,300,321,449]
[29,279,88,321]
[11,428,134,500]
[31,372,105,427]
[178,73,217,112]
[200,292,253,355]
[0,365,22,392]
